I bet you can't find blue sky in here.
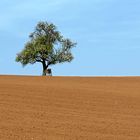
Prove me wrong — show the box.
[0,0,140,76]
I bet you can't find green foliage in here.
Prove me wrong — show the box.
[16,21,76,70]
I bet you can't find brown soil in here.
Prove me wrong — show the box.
[0,75,140,140]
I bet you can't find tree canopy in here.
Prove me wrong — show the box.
[16,21,76,75]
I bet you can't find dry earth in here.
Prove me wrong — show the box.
[0,76,140,140]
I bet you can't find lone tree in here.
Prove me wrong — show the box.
[16,21,76,75]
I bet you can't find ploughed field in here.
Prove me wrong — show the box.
[0,76,140,140]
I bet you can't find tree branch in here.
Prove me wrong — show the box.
[36,59,42,62]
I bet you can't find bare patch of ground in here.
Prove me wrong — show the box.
[0,76,140,140]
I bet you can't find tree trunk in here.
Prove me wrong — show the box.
[42,60,48,76]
